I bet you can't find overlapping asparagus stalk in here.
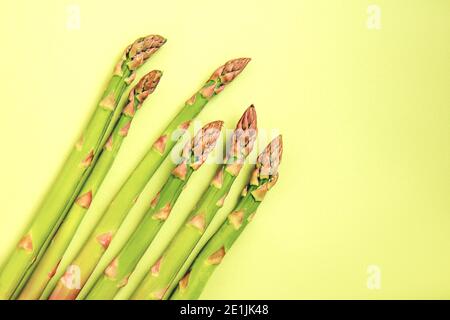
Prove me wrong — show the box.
[86,121,225,300]
[48,58,251,300]
[130,106,257,300]
[169,136,283,300]
[17,71,162,300]
[0,35,166,300]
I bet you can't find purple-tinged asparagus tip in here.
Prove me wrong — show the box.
[229,105,258,160]
[236,105,257,131]
[126,35,166,70]
[186,120,224,169]
[257,135,283,178]
[172,121,223,179]
[200,58,251,98]
[123,70,163,116]
[210,57,251,84]
[134,70,163,100]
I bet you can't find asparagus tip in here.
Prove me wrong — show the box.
[202,120,224,132]
[200,58,251,98]
[18,234,33,252]
[185,121,223,169]
[136,70,163,97]
[209,57,251,86]
[196,120,224,152]
[124,70,163,116]
[229,105,258,160]
[236,105,257,131]
[126,35,166,70]
[257,135,283,177]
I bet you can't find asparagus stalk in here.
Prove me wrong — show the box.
[86,120,225,300]
[130,106,257,300]
[17,71,162,300]
[48,58,250,300]
[169,136,283,300]
[0,35,165,300]
[9,39,165,300]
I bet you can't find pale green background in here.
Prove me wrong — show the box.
[0,0,449,299]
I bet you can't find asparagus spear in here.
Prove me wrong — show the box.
[0,35,165,300]
[129,106,257,300]
[48,58,250,300]
[86,120,225,300]
[17,71,162,300]
[169,136,283,300]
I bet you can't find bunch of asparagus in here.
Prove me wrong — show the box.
[19,70,163,300]
[0,34,284,300]
[88,106,257,300]
[48,58,250,300]
[0,35,166,299]
[170,135,283,300]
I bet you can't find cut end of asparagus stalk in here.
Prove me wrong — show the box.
[123,70,163,117]
[228,105,258,161]
[182,121,224,170]
[200,58,251,99]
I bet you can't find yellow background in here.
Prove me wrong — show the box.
[0,0,449,299]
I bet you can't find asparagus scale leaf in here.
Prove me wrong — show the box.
[86,121,224,300]
[48,58,250,300]
[130,106,257,300]
[0,35,165,300]
[169,135,283,300]
[17,71,162,300]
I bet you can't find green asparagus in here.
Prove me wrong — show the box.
[0,35,165,300]
[86,120,225,299]
[169,136,283,300]
[130,106,257,300]
[18,71,162,300]
[48,58,251,300]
